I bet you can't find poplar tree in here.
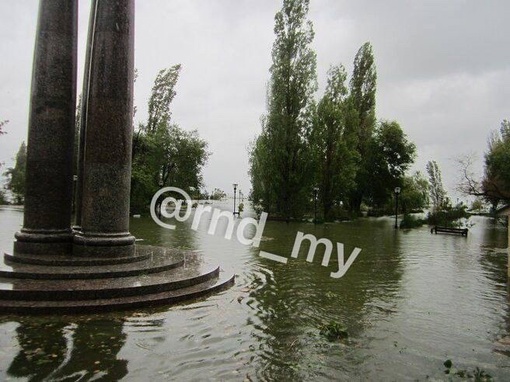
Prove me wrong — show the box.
[249,0,317,219]
[347,42,377,213]
[130,66,209,213]
[312,65,358,220]
[0,120,7,204]
[426,160,446,212]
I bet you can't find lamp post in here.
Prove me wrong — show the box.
[394,186,401,229]
[157,179,164,219]
[313,187,319,224]
[233,183,238,217]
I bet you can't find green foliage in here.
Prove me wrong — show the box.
[427,200,470,227]
[348,42,377,213]
[4,141,27,204]
[399,172,429,213]
[482,119,510,207]
[249,0,317,219]
[427,161,470,226]
[470,198,485,213]
[399,214,425,229]
[146,66,181,133]
[210,188,226,200]
[0,189,7,204]
[426,160,446,213]
[456,122,510,210]
[130,66,209,213]
[443,359,493,381]
[311,65,358,221]
[249,23,416,219]
[350,43,377,129]
[365,121,416,208]
[319,321,349,342]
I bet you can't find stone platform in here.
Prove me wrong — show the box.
[0,245,234,314]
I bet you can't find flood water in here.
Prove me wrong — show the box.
[1,202,509,381]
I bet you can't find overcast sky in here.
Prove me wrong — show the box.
[1,1,509,201]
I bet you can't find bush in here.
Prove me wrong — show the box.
[0,190,8,205]
[427,202,470,227]
[399,214,425,228]
[319,321,348,342]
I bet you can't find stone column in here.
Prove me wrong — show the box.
[73,0,136,257]
[14,0,78,256]
[74,0,97,229]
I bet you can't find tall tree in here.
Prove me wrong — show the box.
[5,141,27,204]
[249,0,317,219]
[0,120,7,203]
[456,120,510,210]
[312,65,358,220]
[426,160,446,213]
[399,172,429,213]
[482,120,510,208]
[146,65,181,134]
[365,121,416,208]
[0,120,7,171]
[130,66,209,213]
[347,42,377,213]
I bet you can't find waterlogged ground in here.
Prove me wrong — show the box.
[1,202,510,381]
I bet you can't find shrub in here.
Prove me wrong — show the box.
[399,214,425,229]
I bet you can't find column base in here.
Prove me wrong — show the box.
[73,232,135,258]
[14,229,74,256]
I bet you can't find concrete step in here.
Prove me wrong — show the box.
[0,247,184,280]
[0,255,220,301]
[0,245,235,314]
[3,249,150,266]
[0,271,235,314]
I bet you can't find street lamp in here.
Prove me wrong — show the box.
[394,186,401,229]
[157,179,164,219]
[313,187,319,224]
[233,183,239,217]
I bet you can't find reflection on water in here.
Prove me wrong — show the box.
[0,204,509,381]
[5,318,127,381]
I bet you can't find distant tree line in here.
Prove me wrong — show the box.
[249,0,416,221]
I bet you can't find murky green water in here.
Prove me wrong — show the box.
[1,202,509,381]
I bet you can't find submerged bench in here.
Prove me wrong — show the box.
[431,226,468,237]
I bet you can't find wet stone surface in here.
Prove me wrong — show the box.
[0,245,235,313]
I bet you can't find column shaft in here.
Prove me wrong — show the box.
[14,0,78,256]
[74,0,97,229]
[73,0,136,257]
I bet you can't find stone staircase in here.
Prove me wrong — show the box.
[0,245,234,314]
